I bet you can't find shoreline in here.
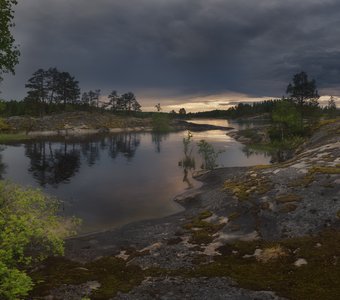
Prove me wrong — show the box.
[30,118,340,299]
[0,120,234,143]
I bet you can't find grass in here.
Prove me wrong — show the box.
[0,133,33,143]
[312,118,340,130]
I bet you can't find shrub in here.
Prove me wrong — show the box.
[0,119,11,133]
[151,113,171,132]
[197,140,223,170]
[0,182,78,299]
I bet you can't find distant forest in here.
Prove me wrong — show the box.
[188,98,338,120]
[0,68,339,119]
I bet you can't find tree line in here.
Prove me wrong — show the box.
[0,67,142,116]
[189,72,338,121]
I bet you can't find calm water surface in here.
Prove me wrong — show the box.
[0,119,270,234]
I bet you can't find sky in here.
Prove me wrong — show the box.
[1,0,340,112]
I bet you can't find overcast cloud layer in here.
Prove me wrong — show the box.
[2,0,340,109]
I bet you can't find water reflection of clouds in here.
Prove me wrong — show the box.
[0,126,271,234]
[186,130,231,143]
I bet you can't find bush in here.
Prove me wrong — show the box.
[197,140,223,170]
[0,119,11,133]
[151,113,171,132]
[0,182,78,299]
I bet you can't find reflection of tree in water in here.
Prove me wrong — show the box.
[152,133,169,153]
[25,133,142,187]
[25,141,81,187]
[242,145,289,163]
[178,132,196,189]
[107,132,141,160]
[81,142,100,166]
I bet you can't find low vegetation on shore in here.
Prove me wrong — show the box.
[0,183,78,299]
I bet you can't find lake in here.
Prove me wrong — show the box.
[0,119,270,234]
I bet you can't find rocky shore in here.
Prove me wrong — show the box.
[30,119,340,300]
[5,112,233,138]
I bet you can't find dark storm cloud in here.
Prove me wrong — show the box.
[2,0,340,101]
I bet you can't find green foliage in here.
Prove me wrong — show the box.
[0,134,32,143]
[0,0,20,83]
[286,71,320,127]
[286,72,319,107]
[178,108,186,115]
[178,131,196,188]
[271,100,300,140]
[249,136,305,153]
[0,264,32,300]
[0,118,11,132]
[0,182,77,299]
[24,68,81,115]
[179,131,195,169]
[183,131,193,157]
[197,140,223,170]
[325,96,338,118]
[151,113,171,133]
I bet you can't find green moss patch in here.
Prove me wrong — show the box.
[228,212,241,221]
[198,210,213,220]
[189,231,214,245]
[224,175,272,201]
[309,166,340,175]
[31,229,340,300]
[183,211,226,245]
[289,173,315,188]
[276,194,303,204]
[183,229,340,300]
[280,203,298,213]
[0,133,33,143]
[30,256,145,299]
[251,164,273,170]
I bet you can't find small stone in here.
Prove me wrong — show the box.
[254,249,263,257]
[294,258,308,267]
[315,243,322,248]
[116,250,130,261]
[87,281,101,290]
